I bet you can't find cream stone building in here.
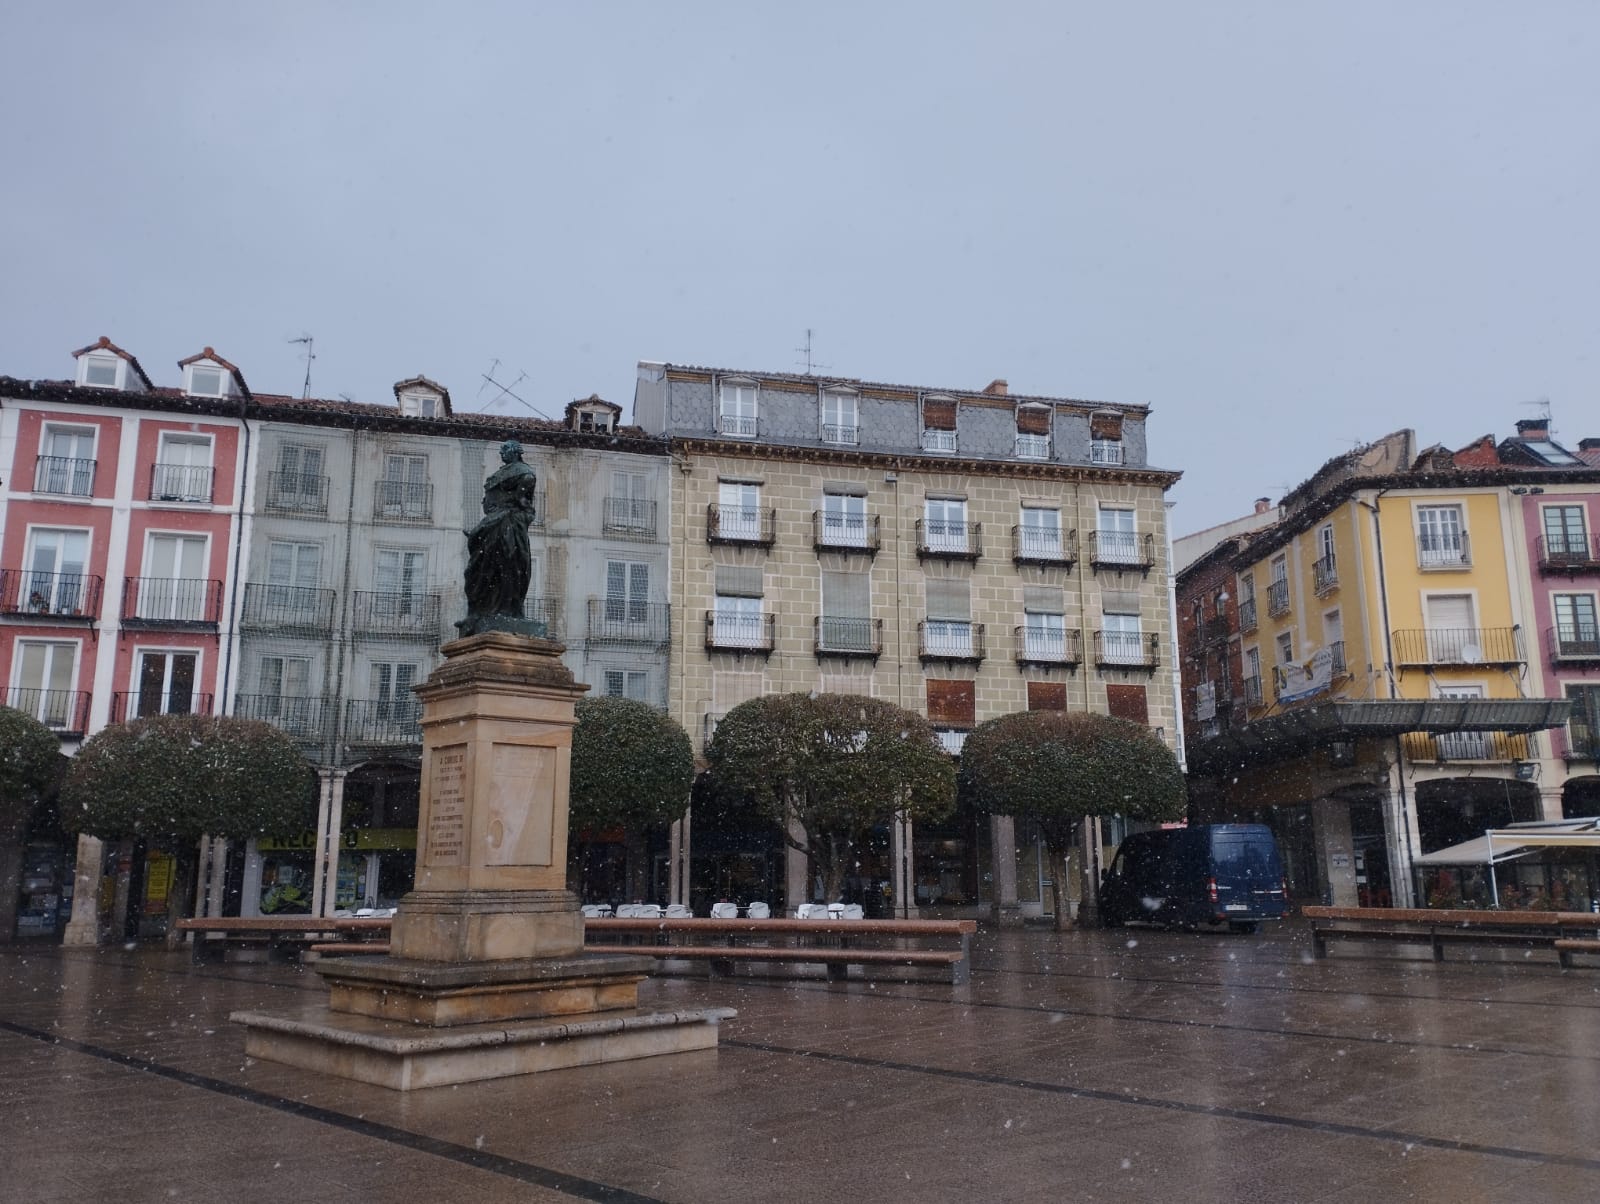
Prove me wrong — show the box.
[635,361,1183,920]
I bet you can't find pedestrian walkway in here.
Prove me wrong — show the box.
[3,921,1599,1202]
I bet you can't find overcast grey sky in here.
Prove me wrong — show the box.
[2,2,1596,534]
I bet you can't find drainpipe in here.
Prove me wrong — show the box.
[218,398,251,712]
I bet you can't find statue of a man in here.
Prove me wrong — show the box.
[459,440,543,635]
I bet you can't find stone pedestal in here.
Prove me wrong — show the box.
[234,633,732,1088]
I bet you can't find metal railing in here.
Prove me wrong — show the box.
[1094,630,1160,670]
[263,471,329,515]
[232,694,331,744]
[1086,531,1154,570]
[344,698,422,746]
[719,412,758,438]
[1536,533,1600,573]
[149,462,214,503]
[0,569,103,618]
[1313,554,1338,594]
[121,577,223,627]
[602,497,657,538]
[1550,624,1600,662]
[920,429,957,453]
[112,692,215,723]
[1391,627,1524,666]
[350,590,442,640]
[1242,674,1263,707]
[1567,714,1600,760]
[1090,440,1124,465]
[4,688,91,735]
[239,583,337,634]
[1015,433,1051,460]
[813,510,880,553]
[523,595,563,640]
[1267,579,1290,616]
[936,729,969,756]
[372,479,433,523]
[814,616,882,658]
[1400,729,1537,763]
[1238,598,1258,632]
[705,610,775,653]
[1330,640,1346,675]
[821,423,859,446]
[586,598,670,645]
[916,520,982,560]
[918,621,985,662]
[1417,531,1471,569]
[1012,525,1078,566]
[1014,625,1083,667]
[33,455,96,496]
[707,504,777,546]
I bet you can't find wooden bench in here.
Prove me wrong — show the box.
[174,917,392,964]
[1555,938,1600,968]
[1303,906,1599,965]
[584,917,977,984]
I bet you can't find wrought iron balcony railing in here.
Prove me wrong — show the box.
[918,621,985,663]
[1094,630,1160,670]
[705,610,776,654]
[1313,554,1339,595]
[4,688,91,736]
[1567,715,1600,761]
[706,504,776,547]
[1238,598,1258,633]
[1012,526,1078,567]
[586,598,670,646]
[1267,579,1290,616]
[1417,531,1471,569]
[919,429,957,453]
[149,462,214,503]
[523,594,563,641]
[373,479,433,524]
[718,412,757,438]
[344,698,422,746]
[1536,533,1600,574]
[821,423,859,446]
[112,692,215,723]
[350,590,442,640]
[1330,640,1346,675]
[813,511,880,554]
[1014,625,1083,667]
[121,577,223,628]
[1015,434,1051,460]
[1090,440,1124,465]
[239,583,337,634]
[263,471,329,515]
[916,520,982,561]
[1550,624,1600,662]
[1400,729,1537,764]
[814,616,883,659]
[232,694,332,744]
[1086,531,1155,571]
[602,497,657,538]
[0,569,102,619]
[936,729,969,756]
[33,455,95,496]
[1391,627,1524,667]
[1242,674,1263,707]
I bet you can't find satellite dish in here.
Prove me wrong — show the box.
[1459,643,1483,665]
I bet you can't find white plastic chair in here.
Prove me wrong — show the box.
[841,904,865,920]
[709,902,739,919]
[580,904,604,919]
[635,904,663,919]
[796,903,829,919]
[745,901,770,919]
[826,902,846,919]
[664,903,692,918]
[614,903,639,918]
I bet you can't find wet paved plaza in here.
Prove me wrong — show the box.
[3,921,1599,1203]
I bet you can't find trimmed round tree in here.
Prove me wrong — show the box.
[706,692,956,906]
[568,696,694,899]
[61,714,316,935]
[0,706,66,939]
[959,710,1186,929]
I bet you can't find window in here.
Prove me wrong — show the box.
[187,365,226,397]
[1096,507,1138,564]
[719,380,758,437]
[1268,554,1290,614]
[379,453,430,519]
[1568,685,1600,756]
[266,540,323,616]
[258,656,315,733]
[1019,506,1062,559]
[604,670,651,703]
[370,662,419,724]
[925,578,973,656]
[1544,505,1590,559]
[271,443,326,511]
[1015,406,1050,458]
[11,640,79,728]
[713,594,765,647]
[821,390,858,445]
[152,433,213,502]
[140,534,207,620]
[925,498,969,553]
[1325,610,1345,673]
[1417,504,1468,567]
[83,355,118,387]
[373,548,426,615]
[23,529,89,614]
[1101,612,1144,664]
[399,391,440,418]
[926,679,975,753]
[1090,411,1124,464]
[1238,572,1257,630]
[1319,525,1336,564]
[605,561,650,623]
[717,481,763,542]
[1244,646,1262,704]
[1023,609,1066,661]
[1424,594,1475,662]
[135,650,199,717]
[608,471,652,532]
[820,569,872,651]
[36,425,96,495]
[921,396,958,452]
[1276,632,1294,665]
[1554,594,1599,657]
[821,492,869,547]
[1435,685,1488,759]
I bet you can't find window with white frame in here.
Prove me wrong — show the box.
[82,354,119,388]
[604,669,651,703]
[1096,506,1138,564]
[258,655,315,733]
[1423,593,1475,662]
[139,534,207,620]
[712,594,765,647]
[186,364,228,397]
[369,662,420,725]
[821,491,868,547]
[719,380,758,437]
[1435,684,1488,759]
[152,432,213,502]
[1015,407,1051,459]
[23,528,89,614]
[36,425,96,495]
[1554,593,1599,657]
[134,649,199,718]
[1023,607,1066,661]
[379,452,429,518]
[1268,554,1290,614]
[924,578,972,656]
[1100,611,1144,664]
[608,470,652,532]
[717,481,763,541]
[1019,506,1062,559]
[271,443,327,511]
[925,498,969,553]
[605,560,650,623]
[821,390,858,445]
[11,640,79,728]
[1417,504,1468,567]
[373,548,427,626]
[920,396,958,452]
[266,540,323,617]
[1089,411,1124,464]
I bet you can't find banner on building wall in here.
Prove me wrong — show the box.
[1278,647,1334,704]
[1194,681,1217,721]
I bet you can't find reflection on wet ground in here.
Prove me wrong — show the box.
[3,920,1599,1203]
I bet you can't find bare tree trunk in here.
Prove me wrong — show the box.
[819,834,850,903]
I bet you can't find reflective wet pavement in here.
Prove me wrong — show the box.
[3,921,1599,1202]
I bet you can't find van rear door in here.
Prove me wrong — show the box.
[1209,831,1287,919]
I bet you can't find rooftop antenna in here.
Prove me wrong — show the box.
[1521,396,1553,431]
[478,358,551,420]
[795,328,830,376]
[288,334,315,399]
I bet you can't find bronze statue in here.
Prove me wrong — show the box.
[458,440,547,637]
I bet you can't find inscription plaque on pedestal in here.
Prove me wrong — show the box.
[426,745,468,866]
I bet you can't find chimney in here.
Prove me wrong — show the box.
[1516,417,1549,440]
[981,379,1008,396]
[1254,497,1272,515]
[1579,438,1600,451]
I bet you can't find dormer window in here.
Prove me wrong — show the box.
[188,365,227,397]
[399,391,440,418]
[392,376,452,419]
[821,388,859,445]
[1015,405,1051,459]
[718,379,759,438]
[83,355,119,387]
[565,394,622,434]
[921,395,958,453]
[1090,411,1124,465]
[179,348,244,398]
[72,336,151,392]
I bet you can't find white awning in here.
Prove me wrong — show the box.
[1417,820,1600,866]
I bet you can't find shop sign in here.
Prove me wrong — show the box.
[258,829,417,853]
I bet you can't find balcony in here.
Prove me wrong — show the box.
[814,616,883,659]
[1313,554,1339,595]
[1090,440,1124,466]
[1094,630,1159,671]
[821,423,859,446]
[1537,533,1600,574]
[1392,627,1524,668]
[1014,625,1083,668]
[523,594,563,641]
[719,412,758,438]
[1567,715,1600,761]
[112,692,215,723]
[705,610,775,655]
[1012,526,1078,568]
[1242,674,1263,707]
[344,698,422,748]
[1015,434,1051,460]
[148,462,214,504]
[1550,624,1600,663]
[935,729,969,756]
[5,688,91,737]
[263,471,329,515]
[1238,598,1258,633]
[239,583,337,635]
[707,504,776,547]
[813,511,880,555]
[918,621,985,663]
[372,479,433,524]
[586,598,670,646]
[1401,729,1538,764]
[920,429,957,453]
[232,694,331,746]
[1267,579,1290,617]
[0,569,103,620]
[916,520,982,561]
[121,577,223,629]
[1330,640,1347,675]
[1417,532,1471,570]
[350,590,442,641]
[1086,531,1154,572]
[33,455,96,497]
[602,497,657,539]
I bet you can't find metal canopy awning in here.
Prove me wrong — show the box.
[1416,820,1600,867]
[1190,698,1573,773]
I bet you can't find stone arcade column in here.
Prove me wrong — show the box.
[233,633,732,1090]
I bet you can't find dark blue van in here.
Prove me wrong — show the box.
[1099,824,1289,933]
